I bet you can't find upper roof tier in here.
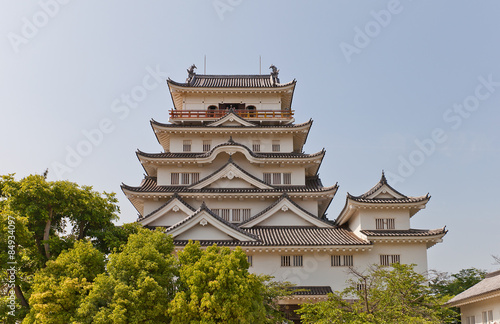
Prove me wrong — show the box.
[167,65,296,125]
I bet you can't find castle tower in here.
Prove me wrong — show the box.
[122,65,446,311]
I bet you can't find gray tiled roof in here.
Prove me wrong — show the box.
[122,175,335,194]
[151,118,312,129]
[168,75,296,88]
[361,228,447,237]
[447,270,500,306]
[137,141,324,160]
[291,286,333,296]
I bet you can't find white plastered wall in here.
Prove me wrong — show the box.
[182,93,282,111]
[460,296,500,324]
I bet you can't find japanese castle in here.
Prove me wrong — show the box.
[122,64,447,308]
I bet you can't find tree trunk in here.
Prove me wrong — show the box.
[14,284,29,309]
[43,207,52,259]
[77,220,88,240]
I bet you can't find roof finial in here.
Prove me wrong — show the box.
[228,136,234,143]
[381,170,387,183]
[186,64,197,83]
[269,64,280,85]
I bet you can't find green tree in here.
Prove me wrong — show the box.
[76,227,177,323]
[169,241,268,323]
[297,263,454,324]
[0,173,120,321]
[23,240,105,324]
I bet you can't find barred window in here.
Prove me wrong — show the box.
[252,140,261,152]
[191,173,199,183]
[376,218,395,229]
[171,173,179,185]
[283,173,291,185]
[281,255,303,267]
[242,209,251,221]
[380,254,400,266]
[272,140,280,152]
[331,255,353,267]
[203,140,212,152]
[183,140,192,152]
[263,173,272,184]
[181,173,190,185]
[247,255,253,267]
[232,209,241,222]
[273,173,281,185]
[212,209,220,216]
[281,255,291,267]
[220,209,231,221]
[356,283,366,291]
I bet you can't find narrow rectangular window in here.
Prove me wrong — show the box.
[181,173,190,185]
[202,140,211,152]
[331,255,341,267]
[242,209,251,221]
[252,140,261,152]
[482,312,487,324]
[183,140,192,152]
[272,140,280,152]
[283,173,292,185]
[281,255,291,267]
[331,255,353,267]
[376,218,395,229]
[221,209,230,221]
[356,283,366,291]
[380,254,400,266]
[191,173,199,183]
[273,173,281,185]
[293,255,303,267]
[247,255,253,267]
[171,173,179,185]
[232,209,240,222]
[263,173,271,184]
[488,310,493,321]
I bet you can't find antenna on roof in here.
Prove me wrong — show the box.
[259,55,261,75]
[204,55,206,74]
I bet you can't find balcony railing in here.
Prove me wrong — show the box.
[169,109,294,120]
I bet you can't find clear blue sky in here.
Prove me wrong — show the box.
[1,0,499,274]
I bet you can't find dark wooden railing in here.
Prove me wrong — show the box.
[169,109,294,120]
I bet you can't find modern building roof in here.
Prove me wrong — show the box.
[447,270,500,307]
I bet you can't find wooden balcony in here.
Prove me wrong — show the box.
[169,109,294,121]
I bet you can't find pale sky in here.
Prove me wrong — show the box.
[1,0,499,274]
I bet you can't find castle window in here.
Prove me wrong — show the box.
[273,173,281,185]
[376,218,395,229]
[171,172,199,185]
[232,209,240,222]
[263,173,272,184]
[356,283,366,292]
[380,254,400,266]
[212,208,250,223]
[272,140,280,152]
[331,255,353,267]
[252,140,261,152]
[246,105,256,117]
[220,209,231,221]
[465,316,476,324]
[281,255,303,267]
[247,255,253,267]
[203,140,212,152]
[183,140,192,152]
[242,209,251,221]
[207,105,217,117]
[171,173,179,185]
[283,173,292,185]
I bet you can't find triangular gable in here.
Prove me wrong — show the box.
[366,183,406,199]
[139,195,195,227]
[189,160,273,190]
[240,194,333,228]
[166,205,258,242]
[207,112,257,127]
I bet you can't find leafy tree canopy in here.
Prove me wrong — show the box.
[297,263,455,324]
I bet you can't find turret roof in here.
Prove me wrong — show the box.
[167,74,296,88]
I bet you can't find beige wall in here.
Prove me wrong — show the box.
[460,296,500,324]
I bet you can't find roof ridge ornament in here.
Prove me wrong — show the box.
[269,64,280,85]
[186,64,197,83]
